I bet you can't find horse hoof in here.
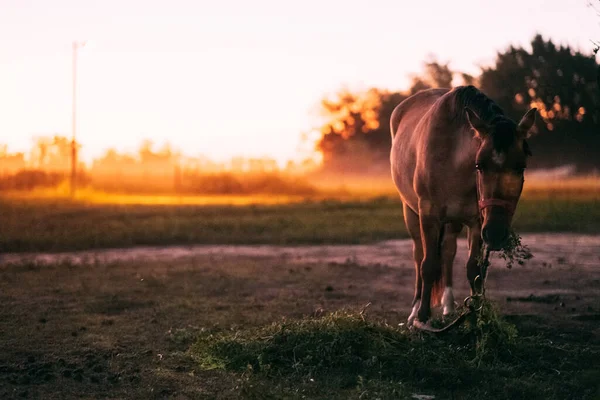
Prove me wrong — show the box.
[443,304,455,316]
[442,287,455,316]
[407,300,421,326]
[407,312,418,327]
[412,319,432,330]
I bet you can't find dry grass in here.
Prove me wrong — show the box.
[310,174,600,200]
[1,179,599,253]
[521,176,600,199]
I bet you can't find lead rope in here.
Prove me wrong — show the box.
[412,248,490,334]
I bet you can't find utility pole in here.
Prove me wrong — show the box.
[71,41,86,197]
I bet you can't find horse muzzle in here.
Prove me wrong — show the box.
[481,221,509,251]
[479,198,515,251]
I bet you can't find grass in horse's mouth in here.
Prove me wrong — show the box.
[498,230,534,269]
[479,230,534,270]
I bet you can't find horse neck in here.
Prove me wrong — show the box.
[452,124,479,169]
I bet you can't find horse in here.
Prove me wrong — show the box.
[389,85,537,328]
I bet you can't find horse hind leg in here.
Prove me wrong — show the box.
[403,204,423,326]
[440,223,462,316]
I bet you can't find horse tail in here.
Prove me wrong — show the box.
[389,103,403,139]
[430,226,446,307]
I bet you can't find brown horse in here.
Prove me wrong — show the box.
[390,86,537,328]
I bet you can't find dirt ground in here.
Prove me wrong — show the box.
[1,234,599,399]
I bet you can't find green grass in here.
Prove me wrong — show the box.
[190,307,599,399]
[1,195,599,252]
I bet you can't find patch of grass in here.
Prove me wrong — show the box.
[166,326,205,348]
[1,194,599,252]
[513,197,600,233]
[189,306,598,399]
[0,197,407,252]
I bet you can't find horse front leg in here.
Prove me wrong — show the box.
[416,207,443,324]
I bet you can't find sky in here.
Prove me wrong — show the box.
[0,0,599,165]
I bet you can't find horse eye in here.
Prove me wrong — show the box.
[475,163,483,171]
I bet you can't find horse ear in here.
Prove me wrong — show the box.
[464,107,489,138]
[517,108,537,138]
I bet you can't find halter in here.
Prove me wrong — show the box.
[475,170,517,217]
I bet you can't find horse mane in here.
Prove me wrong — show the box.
[450,85,517,151]
[450,85,505,124]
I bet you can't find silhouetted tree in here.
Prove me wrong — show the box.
[407,59,456,94]
[316,88,408,173]
[424,59,453,88]
[480,34,600,171]
[316,37,599,174]
[315,60,462,173]
[460,73,477,86]
[409,77,431,95]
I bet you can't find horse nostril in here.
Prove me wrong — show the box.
[482,224,509,249]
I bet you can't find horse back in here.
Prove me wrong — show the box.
[390,88,449,139]
[390,88,450,212]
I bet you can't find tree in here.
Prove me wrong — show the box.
[315,36,599,174]
[423,59,453,88]
[314,60,465,173]
[315,88,407,173]
[407,59,457,94]
[480,34,600,170]
[29,135,75,172]
[0,145,26,176]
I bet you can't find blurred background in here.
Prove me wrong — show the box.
[0,0,599,253]
[0,0,598,200]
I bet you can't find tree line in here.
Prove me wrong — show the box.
[315,35,600,174]
[0,138,318,194]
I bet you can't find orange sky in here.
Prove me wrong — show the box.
[1,0,599,165]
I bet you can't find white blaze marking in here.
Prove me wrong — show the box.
[492,150,506,166]
[442,287,455,316]
[408,300,420,326]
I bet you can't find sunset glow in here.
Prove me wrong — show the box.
[1,0,598,166]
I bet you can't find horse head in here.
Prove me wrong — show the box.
[465,107,537,251]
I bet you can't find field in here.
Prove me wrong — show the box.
[1,236,600,399]
[1,181,599,399]
[1,182,599,253]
